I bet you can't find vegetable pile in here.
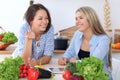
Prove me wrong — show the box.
[19,64,30,78]
[63,56,109,80]
[0,56,23,80]
[112,42,120,49]
[0,32,18,43]
[28,67,54,80]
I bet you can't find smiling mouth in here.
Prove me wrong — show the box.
[39,25,47,28]
[77,24,83,26]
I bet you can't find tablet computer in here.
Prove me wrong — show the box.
[48,68,65,74]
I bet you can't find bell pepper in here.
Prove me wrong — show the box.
[28,68,40,80]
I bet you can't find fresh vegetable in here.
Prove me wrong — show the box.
[1,32,18,43]
[0,56,23,80]
[74,56,109,80]
[62,70,72,80]
[111,42,120,49]
[28,68,40,80]
[64,56,109,80]
[65,62,76,73]
[70,75,84,80]
[34,65,45,69]
[0,34,3,41]
[19,64,30,78]
[38,68,53,79]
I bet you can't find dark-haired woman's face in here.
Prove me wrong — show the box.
[30,9,49,34]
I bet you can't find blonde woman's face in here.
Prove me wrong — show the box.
[30,9,49,33]
[76,11,90,32]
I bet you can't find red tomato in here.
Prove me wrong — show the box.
[24,65,28,70]
[62,70,72,80]
[26,66,30,69]
[23,69,27,73]
[23,73,27,77]
[0,34,3,40]
[20,70,23,74]
[20,73,24,77]
[19,66,23,70]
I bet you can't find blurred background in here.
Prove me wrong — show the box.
[0,0,120,36]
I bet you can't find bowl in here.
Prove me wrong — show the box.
[0,42,13,50]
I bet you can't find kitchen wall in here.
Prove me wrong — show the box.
[0,0,120,36]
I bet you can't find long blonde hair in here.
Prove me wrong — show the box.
[76,6,112,69]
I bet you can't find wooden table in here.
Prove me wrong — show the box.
[0,45,120,54]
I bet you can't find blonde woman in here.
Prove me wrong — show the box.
[58,6,112,80]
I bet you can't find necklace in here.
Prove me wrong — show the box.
[36,41,40,47]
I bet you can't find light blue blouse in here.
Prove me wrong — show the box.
[12,22,54,59]
[63,30,113,80]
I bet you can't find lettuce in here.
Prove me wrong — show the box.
[66,56,109,80]
[74,56,109,80]
[0,56,23,80]
[2,32,18,43]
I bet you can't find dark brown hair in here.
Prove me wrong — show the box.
[24,4,51,33]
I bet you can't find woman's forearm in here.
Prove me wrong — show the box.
[22,38,32,64]
[39,56,52,65]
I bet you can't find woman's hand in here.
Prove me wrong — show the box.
[28,58,39,67]
[58,57,68,65]
[70,57,77,63]
[25,30,35,40]
[22,30,35,65]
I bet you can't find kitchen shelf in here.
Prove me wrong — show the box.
[112,49,120,53]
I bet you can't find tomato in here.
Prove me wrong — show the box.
[26,65,30,69]
[24,65,28,70]
[23,73,27,77]
[20,73,24,77]
[0,34,3,40]
[19,64,30,77]
[115,43,120,49]
[20,70,23,74]
[19,65,24,70]
[62,70,72,80]
[23,69,27,73]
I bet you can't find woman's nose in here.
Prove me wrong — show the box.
[42,19,47,24]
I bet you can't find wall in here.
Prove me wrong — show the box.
[0,0,29,36]
[0,0,120,36]
[36,0,120,33]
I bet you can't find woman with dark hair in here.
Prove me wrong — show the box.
[12,4,54,67]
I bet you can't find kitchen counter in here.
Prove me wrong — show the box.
[1,54,120,80]
[0,45,120,54]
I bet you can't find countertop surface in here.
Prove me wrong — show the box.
[1,50,120,80]
[19,58,65,80]
[0,45,120,54]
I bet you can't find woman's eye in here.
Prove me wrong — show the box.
[38,18,42,20]
[75,17,78,20]
[79,17,83,19]
[45,17,49,20]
